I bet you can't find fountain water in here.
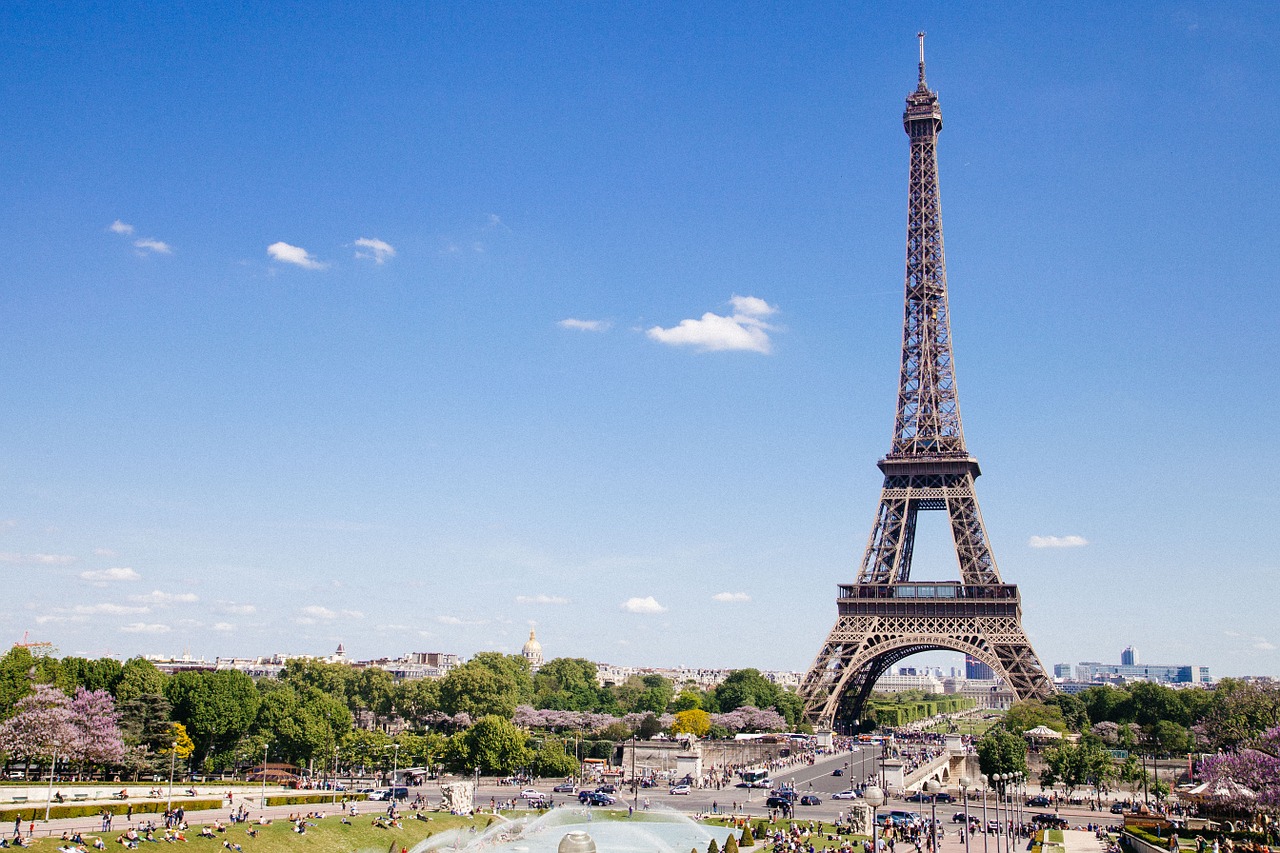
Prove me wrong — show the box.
[410,807,739,853]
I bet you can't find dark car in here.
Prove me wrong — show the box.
[1109,803,1126,815]
[552,784,576,793]
[578,791,616,806]
[595,785,617,794]
[1031,814,1068,829]
[800,795,822,806]
[766,796,794,809]
[1026,795,1051,807]
[832,768,844,777]
[934,793,955,803]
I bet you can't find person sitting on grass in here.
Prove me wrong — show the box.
[221,842,242,853]
[198,828,214,839]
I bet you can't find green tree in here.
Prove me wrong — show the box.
[534,658,608,712]
[670,689,705,713]
[1129,682,1189,728]
[451,715,532,775]
[1039,738,1114,801]
[977,728,1027,778]
[117,692,175,780]
[0,646,37,719]
[1046,693,1089,733]
[529,737,579,778]
[712,670,781,715]
[281,659,354,702]
[440,656,532,719]
[637,714,664,740]
[393,678,440,725]
[1079,685,1135,725]
[1196,679,1280,751]
[115,658,168,702]
[165,669,260,763]
[61,657,124,695]
[1002,700,1067,735]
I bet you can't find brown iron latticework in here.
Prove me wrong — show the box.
[798,35,1054,729]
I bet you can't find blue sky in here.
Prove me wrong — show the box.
[2,2,1278,678]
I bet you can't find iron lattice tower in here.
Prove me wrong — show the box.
[798,35,1054,729]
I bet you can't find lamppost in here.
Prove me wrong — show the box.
[925,780,941,852]
[979,775,989,853]
[959,776,971,853]
[864,785,885,851]
[44,744,59,822]
[992,774,1004,853]
[332,746,340,806]
[391,743,401,790]
[261,744,269,809]
[167,740,178,812]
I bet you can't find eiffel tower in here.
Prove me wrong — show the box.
[798,35,1054,729]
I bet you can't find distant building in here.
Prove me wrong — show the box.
[1076,660,1210,685]
[1121,646,1139,666]
[965,655,993,681]
[1053,663,1073,679]
[522,628,544,670]
[874,673,944,693]
[942,677,1014,709]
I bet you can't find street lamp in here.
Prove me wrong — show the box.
[167,741,178,812]
[959,776,971,853]
[864,785,885,850]
[391,743,401,790]
[979,775,989,853]
[44,744,59,822]
[992,774,1004,853]
[261,744,269,809]
[924,780,941,853]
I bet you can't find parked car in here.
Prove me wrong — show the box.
[1026,795,1051,807]
[595,785,617,794]
[799,795,822,806]
[934,793,955,803]
[832,790,859,800]
[552,784,576,793]
[520,789,542,799]
[1109,803,1126,815]
[766,796,794,809]
[578,791,616,806]
[1031,814,1068,829]
[669,785,691,795]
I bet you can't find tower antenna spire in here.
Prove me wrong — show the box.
[917,31,927,87]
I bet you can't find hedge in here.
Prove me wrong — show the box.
[0,799,223,824]
[264,794,367,807]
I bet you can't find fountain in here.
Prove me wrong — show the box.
[410,807,741,853]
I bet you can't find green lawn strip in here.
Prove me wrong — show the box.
[702,817,869,849]
[1046,829,1064,844]
[22,812,497,853]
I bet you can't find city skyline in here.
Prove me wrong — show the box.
[2,4,1278,676]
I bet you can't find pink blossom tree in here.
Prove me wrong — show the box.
[67,687,126,769]
[0,683,77,778]
[1200,724,1280,810]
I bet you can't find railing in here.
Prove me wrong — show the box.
[837,583,1020,602]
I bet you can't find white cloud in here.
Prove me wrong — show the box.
[109,220,135,235]
[647,294,779,354]
[36,614,86,625]
[120,622,171,634]
[712,592,751,603]
[134,238,173,255]
[0,552,77,565]
[267,241,327,270]
[130,590,198,605]
[353,237,395,264]
[516,594,570,605]
[299,605,362,621]
[79,566,139,583]
[558,319,611,332]
[93,548,117,557]
[218,602,256,615]
[621,596,667,614]
[1028,535,1089,549]
[1253,638,1276,651]
[73,603,150,616]
[213,622,235,632]
[437,615,486,626]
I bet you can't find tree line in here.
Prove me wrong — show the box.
[0,646,805,779]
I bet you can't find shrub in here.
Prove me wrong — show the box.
[725,833,739,853]
[708,838,720,853]
[740,825,756,847]
[0,799,223,823]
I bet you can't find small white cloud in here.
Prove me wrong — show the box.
[437,615,486,626]
[1253,638,1276,651]
[268,241,327,270]
[93,548,117,557]
[119,622,171,634]
[621,596,667,614]
[558,319,611,332]
[213,622,235,632]
[299,605,362,621]
[0,552,78,565]
[353,237,395,264]
[218,602,256,615]
[79,567,139,583]
[134,238,173,255]
[1028,535,1089,549]
[516,594,570,605]
[130,590,198,605]
[73,603,150,616]
[109,220,135,235]
[647,294,779,354]
[712,592,751,603]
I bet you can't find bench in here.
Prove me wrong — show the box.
[74,793,90,801]
[11,796,28,803]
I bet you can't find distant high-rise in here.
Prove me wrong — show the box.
[966,655,994,681]
[1121,646,1139,666]
[1053,663,1072,679]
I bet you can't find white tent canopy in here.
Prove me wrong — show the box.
[1024,725,1063,739]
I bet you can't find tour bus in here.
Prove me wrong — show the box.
[739,768,771,788]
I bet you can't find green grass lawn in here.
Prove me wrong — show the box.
[24,812,497,853]
[923,713,1004,738]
